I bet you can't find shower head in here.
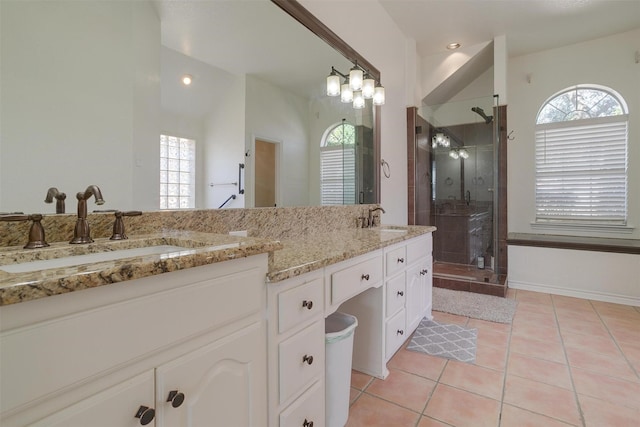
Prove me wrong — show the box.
[471,107,493,124]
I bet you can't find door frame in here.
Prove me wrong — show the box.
[249,135,282,208]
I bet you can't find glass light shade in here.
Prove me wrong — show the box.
[459,149,469,159]
[432,133,450,148]
[449,150,460,159]
[373,84,385,105]
[362,77,375,99]
[353,90,365,109]
[340,82,353,103]
[349,67,363,91]
[326,73,341,96]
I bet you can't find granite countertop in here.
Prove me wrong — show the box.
[0,225,436,306]
[0,230,282,306]
[268,225,436,282]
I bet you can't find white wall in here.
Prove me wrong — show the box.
[244,76,310,207]
[0,0,159,213]
[300,0,414,225]
[507,29,640,304]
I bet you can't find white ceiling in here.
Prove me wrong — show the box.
[379,0,640,58]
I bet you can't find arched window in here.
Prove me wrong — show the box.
[321,121,356,205]
[535,85,628,225]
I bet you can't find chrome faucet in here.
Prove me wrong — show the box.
[368,206,386,228]
[70,185,105,244]
[44,187,67,214]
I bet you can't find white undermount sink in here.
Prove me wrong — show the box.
[0,245,191,274]
[378,226,408,234]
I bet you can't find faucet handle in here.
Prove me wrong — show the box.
[0,213,49,249]
[110,211,142,240]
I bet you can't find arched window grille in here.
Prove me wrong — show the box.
[321,121,356,205]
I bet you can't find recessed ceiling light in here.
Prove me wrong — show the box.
[446,43,461,50]
[181,74,192,86]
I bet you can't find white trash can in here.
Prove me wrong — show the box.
[325,311,358,427]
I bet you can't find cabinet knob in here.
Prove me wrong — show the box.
[397,257,405,263]
[397,329,404,336]
[420,269,428,275]
[303,419,314,427]
[302,354,314,365]
[135,406,155,425]
[302,300,313,310]
[397,291,404,297]
[361,273,370,281]
[166,390,185,408]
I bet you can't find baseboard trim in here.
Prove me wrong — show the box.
[507,279,640,307]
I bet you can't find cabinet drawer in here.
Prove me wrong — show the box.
[330,256,382,305]
[279,322,324,404]
[407,235,432,264]
[385,246,407,277]
[278,278,323,334]
[385,309,406,360]
[279,380,324,427]
[385,272,405,318]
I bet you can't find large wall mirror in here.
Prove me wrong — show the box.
[0,0,380,214]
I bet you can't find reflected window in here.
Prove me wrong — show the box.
[321,122,356,205]
[535,85,628,225]
[160,134,196,209]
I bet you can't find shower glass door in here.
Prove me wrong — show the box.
[418,96,498,277]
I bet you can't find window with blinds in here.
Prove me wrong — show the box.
[321,121,357,205]
[160,134,196,210]
[534,86,628,225]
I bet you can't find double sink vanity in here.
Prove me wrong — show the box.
[0,205,435,427]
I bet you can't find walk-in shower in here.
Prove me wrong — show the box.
[408,95,506,295]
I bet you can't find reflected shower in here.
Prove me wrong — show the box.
[471,107,493,124]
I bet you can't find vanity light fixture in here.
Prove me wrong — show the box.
[446,42,461,50]
[432,133,451,148]
[181,74,193,86]
[449,148,469,159]
[326,62,385,107]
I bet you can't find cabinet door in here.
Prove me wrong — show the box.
[30,371,155,427]
[155,322,267,427]
[422,257,433,319]
[405,263,424,333]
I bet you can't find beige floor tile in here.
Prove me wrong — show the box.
[387,347,448,381]
[346,393,420,427]
[500,404,578,427]
[467,318,512,334]
[503,375,581,425]
[579,394,640,427]
[561,331,622,358]
[439,360,504,400]
[507,352,572,389]
[552,295,595,311]
[565,345,637,380]
[474,343,508,371]
[365,368,436,412]
[351,370,373,390]
[476,326,511,348]
[515,290,553,305]
[571,367,640,410]
[511,322,561,343]
[509,334,567,363]
[349,387,361,404]
[432,311,470,326]
[417,415,452,427]
[424,383,501,427]
[557,317,611,338]
[514,300,556,316]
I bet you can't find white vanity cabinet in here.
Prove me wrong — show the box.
[384,233,433,361]
[0,255,269,427]
[267,270,326,427]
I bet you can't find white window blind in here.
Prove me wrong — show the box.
[320,147,356,205]
[535,116,628,224]
[160,134,196,210]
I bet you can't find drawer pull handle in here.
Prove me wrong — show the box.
[397,257,405,263]
[135,406,155,425]
[303,419,314,427]
[302,300,313,310]
[420,269,428,275]
[167,390,185,408]
[361,273,370,281]
[303,354,314,365]
[397,329,404,336]
[397,291,404,297]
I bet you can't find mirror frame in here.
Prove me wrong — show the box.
[271,0,381,204]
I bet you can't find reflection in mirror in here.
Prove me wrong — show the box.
[0,0,379,214]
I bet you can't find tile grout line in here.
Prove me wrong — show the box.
[552,294,587,427]
[496,288,515,426]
